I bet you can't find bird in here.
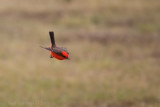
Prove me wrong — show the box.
[41,31,70,60]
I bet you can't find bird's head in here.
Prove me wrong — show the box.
[62,51,70,60]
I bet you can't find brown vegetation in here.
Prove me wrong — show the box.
[0,0,160,106]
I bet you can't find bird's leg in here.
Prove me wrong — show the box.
[50,54,53,58]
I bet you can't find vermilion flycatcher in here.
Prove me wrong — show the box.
[41,31,70,60]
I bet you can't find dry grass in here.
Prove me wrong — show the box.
[0,0,160,107]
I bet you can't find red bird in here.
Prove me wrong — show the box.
[41,31,70,60]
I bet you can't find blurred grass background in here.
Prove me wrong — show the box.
[0,0,160,106]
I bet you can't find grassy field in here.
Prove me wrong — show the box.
[0,0,160,106]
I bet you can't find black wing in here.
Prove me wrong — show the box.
[51,48,62,55]
[40,46,51,51]
[51,48,67,58]
[60,47,69,54]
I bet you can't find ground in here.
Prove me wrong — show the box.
[0,0,160,106]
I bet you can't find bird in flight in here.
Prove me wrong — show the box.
[41,31,70,60]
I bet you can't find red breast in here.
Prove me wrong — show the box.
[50,51,69,60]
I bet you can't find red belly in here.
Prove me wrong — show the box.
[50,51,66,60]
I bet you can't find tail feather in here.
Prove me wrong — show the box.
[49,31,56,47]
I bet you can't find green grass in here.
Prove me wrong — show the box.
[0,0,160,107]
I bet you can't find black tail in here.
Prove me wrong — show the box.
[49,31,56,47]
